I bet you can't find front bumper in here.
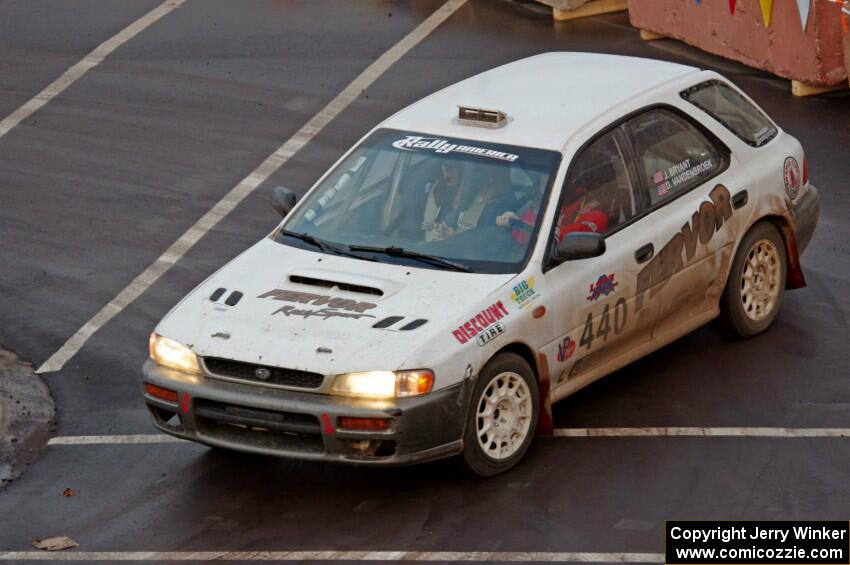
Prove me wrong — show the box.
[142,360,469,465]
[792,183,820,255]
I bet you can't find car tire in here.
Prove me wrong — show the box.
[459,352,538,477]
[717,221,787,338]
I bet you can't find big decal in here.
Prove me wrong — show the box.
[635,184,734,312]
[452,302,510,344]
[510,277,539,309]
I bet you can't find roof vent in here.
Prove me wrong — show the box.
[458,106,507,129]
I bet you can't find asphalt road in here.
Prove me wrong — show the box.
[0,0,849,562]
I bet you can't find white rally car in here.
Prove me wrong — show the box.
[143,53,819,476]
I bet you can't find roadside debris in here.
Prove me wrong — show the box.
[62,487,74,497]
[32,536,78,551]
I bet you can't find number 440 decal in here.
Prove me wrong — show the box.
[580,297,627,350]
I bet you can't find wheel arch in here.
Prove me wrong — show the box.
[757,214,806,289]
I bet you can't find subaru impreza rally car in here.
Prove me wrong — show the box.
[143,53,819,476]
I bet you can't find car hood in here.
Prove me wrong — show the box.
[155,238,514,374]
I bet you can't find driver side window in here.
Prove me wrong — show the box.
[556,131,637,242]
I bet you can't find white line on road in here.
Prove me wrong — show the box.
[47,434,185,445]
[0,550,664,562]
[0,0,185,140]
[46,427,850,446]
[36,0,468,374]
[553,427,850,438]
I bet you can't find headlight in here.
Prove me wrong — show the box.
[149,333,200,375]
[330,369,434,399]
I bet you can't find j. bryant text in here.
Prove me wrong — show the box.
[671,525,847,544]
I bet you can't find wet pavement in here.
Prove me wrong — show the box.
[0,0,848,562]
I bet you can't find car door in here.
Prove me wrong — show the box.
[622,107,749,341]
[543,128,663,395]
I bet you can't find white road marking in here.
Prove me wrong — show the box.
[36,0,469,374]
[553,427,850,438]
[0,550,664,562]
[47,434,185,445]
[46,427,850,446]
[0,0,185,140]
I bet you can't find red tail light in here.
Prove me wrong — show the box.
[802,155,809,185]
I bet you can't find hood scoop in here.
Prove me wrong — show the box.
[286,269,392,297]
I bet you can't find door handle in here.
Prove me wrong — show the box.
[635,243,654,264]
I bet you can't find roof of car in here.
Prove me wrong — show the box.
[382,52,700,152]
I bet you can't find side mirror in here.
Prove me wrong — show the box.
[270,186,298,217]
[554,232,606,262]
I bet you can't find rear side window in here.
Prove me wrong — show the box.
[624,109,724,206]
[681,80,777,147]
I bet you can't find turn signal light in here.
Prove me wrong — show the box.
[145,383,179,403]
[339,417,390,431]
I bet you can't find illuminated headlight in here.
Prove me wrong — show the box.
[149,332,200,375]
[330,370,434,399]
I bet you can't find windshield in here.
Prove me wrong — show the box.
[278,128,561,274]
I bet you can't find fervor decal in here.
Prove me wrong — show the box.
[258,289,377,321]
[635,184,734,312]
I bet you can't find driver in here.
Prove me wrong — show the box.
[495,171,611,244]
[454,165,515,234]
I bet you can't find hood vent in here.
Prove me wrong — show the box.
[373,316,404,329]
[209,288,242,306]
[289,275,383,296]
[372,317,428,331]
[400,319,428,331]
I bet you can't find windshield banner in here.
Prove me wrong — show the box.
[392,135,520,162]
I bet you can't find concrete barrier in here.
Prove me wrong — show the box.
[628,0,847,89]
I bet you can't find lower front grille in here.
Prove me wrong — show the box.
[203,357,324,389]
[194,399,324,454]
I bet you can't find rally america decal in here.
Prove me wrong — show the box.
[452,302,510,344]
[258,289,377,320]
[392,136,519,162]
